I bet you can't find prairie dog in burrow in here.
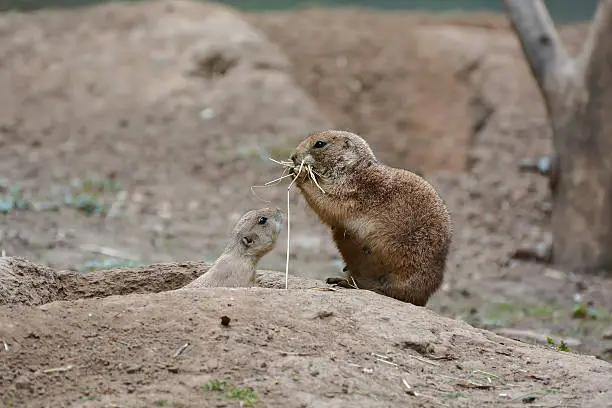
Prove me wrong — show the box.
[183,207,283,289]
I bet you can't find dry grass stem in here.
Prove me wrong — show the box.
[249,184,273,203]
[285,188,291,290]
[371,353,399,367]
[43,365,73,374]
[287,159,304,191]
[256,157,317,290]
[457,381,495,389]
[173,342,190,358]
[375,358,399,367]
[268,157,293,167]
[371,352,390,360]
[472,369,499,379]
[277,350,320,356]
[264,173,293,186]
[310,287,338,291]
[285,159,304,290]
[307,165,326,194]
[2,341,8,352]
[409,355,440,366]
[251,157,304,289]
[250,166,291,203]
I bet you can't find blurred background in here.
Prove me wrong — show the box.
[1,0,611,363]
[0,0,600,21]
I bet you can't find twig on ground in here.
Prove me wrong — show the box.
[457,381,495,390]
[402,378,419,396]
[473,369,500,381]
[43,365,73,374]
[277,350,320,356]
[375,358,399,367]
[173,342,190,358]
[409,355,440,366]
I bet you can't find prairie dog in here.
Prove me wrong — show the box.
[183,207,283,289]
[290,130,452,306]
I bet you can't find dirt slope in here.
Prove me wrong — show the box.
[1,274,611,408]
[1,2,612,406]
[1,257,611,407]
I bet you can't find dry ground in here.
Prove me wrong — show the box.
[1,258,612,407]
[1,1,611,406]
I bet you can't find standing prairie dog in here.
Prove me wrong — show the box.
[289,130,452,306]
[183,207,283,289]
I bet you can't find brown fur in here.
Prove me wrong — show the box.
[183,208,283,289]
[290,130,452,306]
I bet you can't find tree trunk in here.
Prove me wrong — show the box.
[504,0,612,274]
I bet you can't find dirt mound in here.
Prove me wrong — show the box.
[1,259,610,407]
[0,257,326,306]
[2,1,612,403]
[1,278,610,407]
[0,256,206,305]
[0,257,63,306]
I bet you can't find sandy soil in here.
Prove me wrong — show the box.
[2,258,612,407]
[1,1,611,406]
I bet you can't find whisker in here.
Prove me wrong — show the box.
[310,168,324,178]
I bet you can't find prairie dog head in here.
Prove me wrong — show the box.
[227,207,284,259]
[289,130,376,184]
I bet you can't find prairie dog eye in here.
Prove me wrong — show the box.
[313,141,327,148]
[258,217,267,225]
